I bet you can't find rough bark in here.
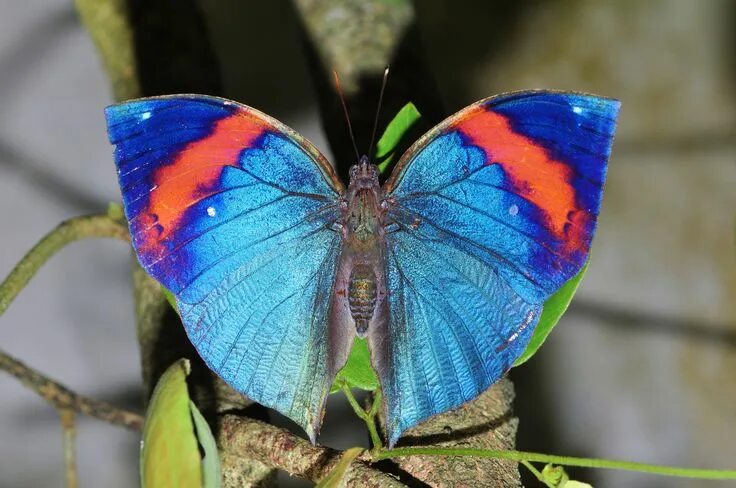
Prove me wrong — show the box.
[387,380,521,487]
[218,415,405,487]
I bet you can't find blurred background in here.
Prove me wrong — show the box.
[0,1,734,486]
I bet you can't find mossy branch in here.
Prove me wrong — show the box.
[0,213,129,317]
[0,348,143,431]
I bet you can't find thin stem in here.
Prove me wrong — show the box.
[0,348,144,431]
[0,212,130,316]
[373,447,736,480]
[59,409,78,488]
[519,460,554,488]
[341,383,383,451]
[341,381,367,420]
[365,389,383,452]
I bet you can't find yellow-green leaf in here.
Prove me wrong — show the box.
[315,447,363,488]
[190,401,221,488]
[141,359,202,488]
[562,481,594,488]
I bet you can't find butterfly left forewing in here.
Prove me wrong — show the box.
[375,91,620,445]
[106,95,348,441]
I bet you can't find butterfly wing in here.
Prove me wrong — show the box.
[106,95,347,440]
[374,91,620,445]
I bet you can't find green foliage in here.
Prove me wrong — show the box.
[315,447,363,487]
[162,286,178,312]
[541,464,593,487]
[141,359,221,488]
[376,102,421,175]
[513,263,588,367]
[190,401,222,488]
[331,338,379,393]
[141,359,201,487]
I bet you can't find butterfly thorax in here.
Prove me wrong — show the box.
[339,157,386,336]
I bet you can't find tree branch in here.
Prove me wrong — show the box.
[218,414,406,487]
[59,408,79,488]
[0,213,129,317]
[379,379,521,487]
[0,348,143,431]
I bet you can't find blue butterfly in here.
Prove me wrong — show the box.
[105,91,619,447]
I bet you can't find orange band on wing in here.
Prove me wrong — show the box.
[453,107,589,253]
[139,112,266,253]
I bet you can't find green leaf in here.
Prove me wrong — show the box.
[513,262,589,367]
[162,286,178,312]
[375,102,421,175]
[141,359,202,488]
[107,201,125,222]
[562,481,594,488]
[190,401,222,488]
[331,338,379,393]
[315,447,363,488]
[541,464,567,485]
[541,464,594,488]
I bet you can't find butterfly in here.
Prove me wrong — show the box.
[105,91,619,447]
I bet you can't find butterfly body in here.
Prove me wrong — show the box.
[337,157,388,338]
[106,91,620,446]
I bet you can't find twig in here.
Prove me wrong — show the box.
[218,414,406,487]
[341,382,383,452]
[0,213,129,317]
[374,447,736,480]
[75,0,139,101]
[59,408,78,488]
[0,348,143,431]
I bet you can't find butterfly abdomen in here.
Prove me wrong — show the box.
[348,264,377,336]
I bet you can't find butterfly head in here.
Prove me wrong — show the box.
[348,155,379,189]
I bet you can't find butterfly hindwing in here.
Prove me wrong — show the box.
[106,95,346,440]
[376,91,620,445]
[372,225,541,446]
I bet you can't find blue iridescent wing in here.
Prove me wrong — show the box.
[375,91,620,445]
[106,95,347,440]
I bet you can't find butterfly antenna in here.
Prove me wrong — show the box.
[368,66,390,161]
[333,70,361,161]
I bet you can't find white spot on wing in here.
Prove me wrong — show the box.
[206,206,216,217]
[572,106,584,115]
[140,111,152,120]
[508,204,519,216]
